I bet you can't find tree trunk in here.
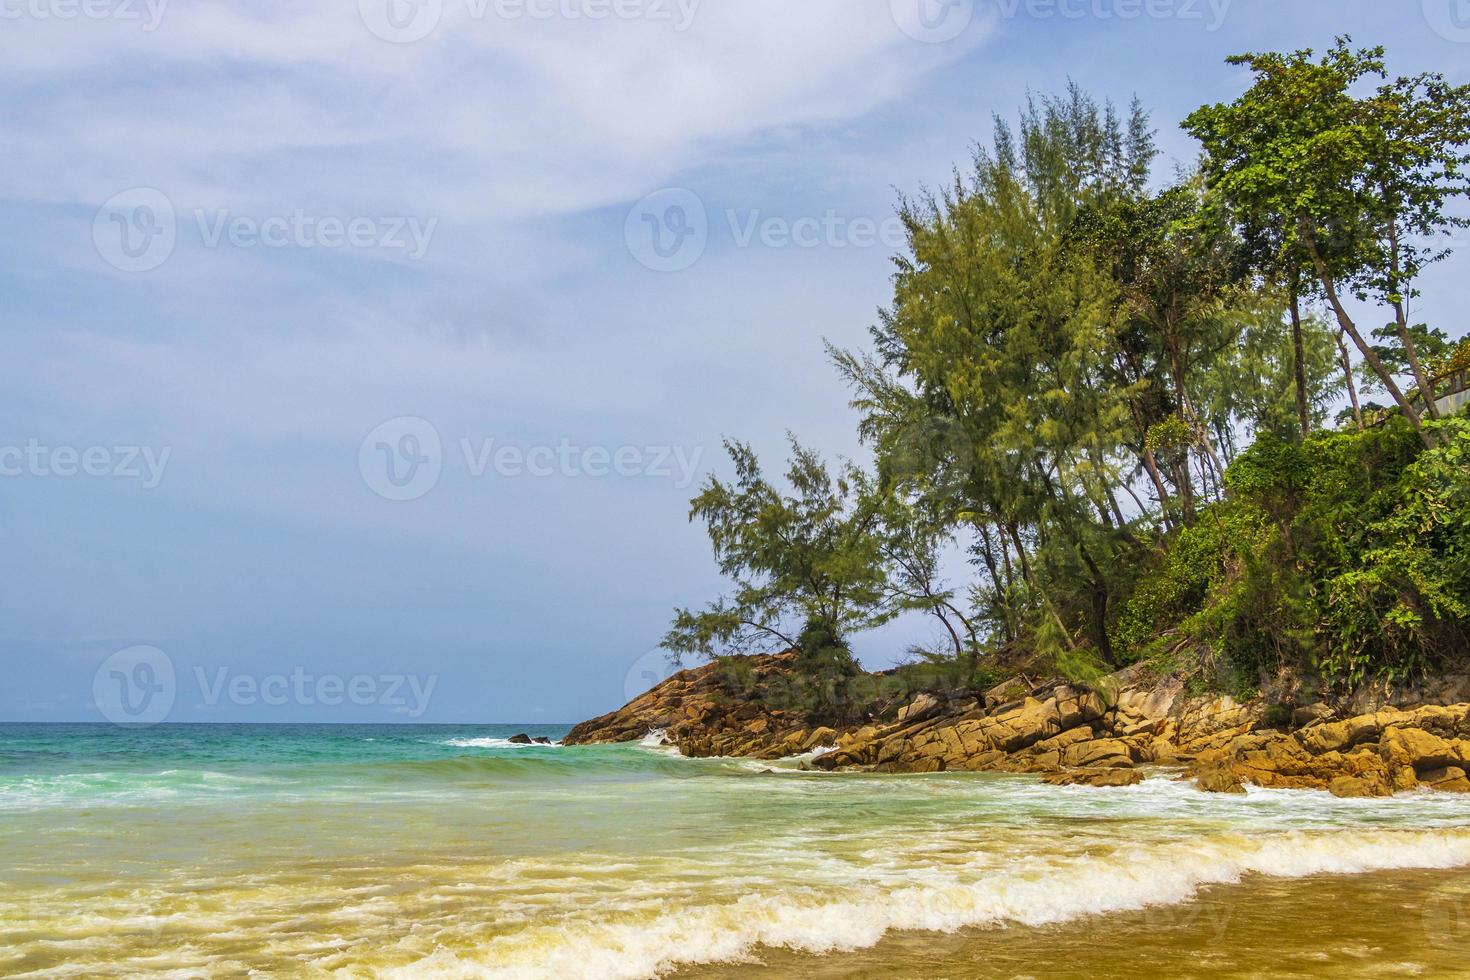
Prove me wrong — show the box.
[1162,317,1228,485]
[995,524,1018,643]
[1388,215,1439,421]
[1140,446,1174,529]
[1334,328,1364,431]
[1289,270,1310,439]
[1301,224,1431,446]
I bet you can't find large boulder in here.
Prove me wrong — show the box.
[1042,768,1143,788]
[1062,738,1133,769]
[896,692,942,724]
[1380,726,1460,772]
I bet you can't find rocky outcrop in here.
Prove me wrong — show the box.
[566,652,1470,795]
[562,653,802,747]
[1187,704,1470,797]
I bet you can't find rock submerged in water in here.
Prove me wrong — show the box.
[561,652,1470,794]
[507,733,533,745]
[1042,768,1144,788]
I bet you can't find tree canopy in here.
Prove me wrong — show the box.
[666,42,1470,698]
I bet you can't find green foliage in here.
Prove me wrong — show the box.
[1116,419,1470,689]
[669,53,1469,705]
[1183,37,1470,438]
[662,438,894,671]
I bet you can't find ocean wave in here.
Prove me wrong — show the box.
[438,738,562,749]
[0,769,287,811]
[385,827,1470,980]
[360,748,707,783]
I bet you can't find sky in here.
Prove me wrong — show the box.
[2,0,1467,724]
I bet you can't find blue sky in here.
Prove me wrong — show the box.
[3,0,1468,723]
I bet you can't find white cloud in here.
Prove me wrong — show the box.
[1,0,986,222]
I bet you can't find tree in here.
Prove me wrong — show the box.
[1184,38,1470,446]
[662,438,895,678]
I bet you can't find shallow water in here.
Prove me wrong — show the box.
[4,723,1470,978]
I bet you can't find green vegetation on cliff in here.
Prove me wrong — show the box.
[666,38,1470,702]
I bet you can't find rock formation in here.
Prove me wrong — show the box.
[565,653,1470,796]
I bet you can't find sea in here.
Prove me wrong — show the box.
[5,722,1470,978]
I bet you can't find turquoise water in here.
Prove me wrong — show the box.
[6,723,1470,978]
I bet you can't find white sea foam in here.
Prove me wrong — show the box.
[438,737,561,749]
[385,827,1470,980]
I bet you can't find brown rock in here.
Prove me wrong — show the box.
[1381,726,1459,772]
[1298,720,1354,755]
[1291,702,1335,728]
[1043,768,1143,788]
[1328,774,1392,798]
[897,693,942,724]
[1062,738,1132,769]
[1420,766,1470,793]
[1055,686,1107,729]
[952,749,1007,772]
[1194,765,1246,794]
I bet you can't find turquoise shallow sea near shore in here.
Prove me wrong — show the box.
[6,723,1470,978]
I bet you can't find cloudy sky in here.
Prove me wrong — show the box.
[3,0,1466,722]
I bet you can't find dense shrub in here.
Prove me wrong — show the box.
[1114,416,1470,688]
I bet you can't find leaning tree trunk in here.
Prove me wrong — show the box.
[1302,226,1432,447]
[1288,270,1310,439]
[1334,328,1364,431]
